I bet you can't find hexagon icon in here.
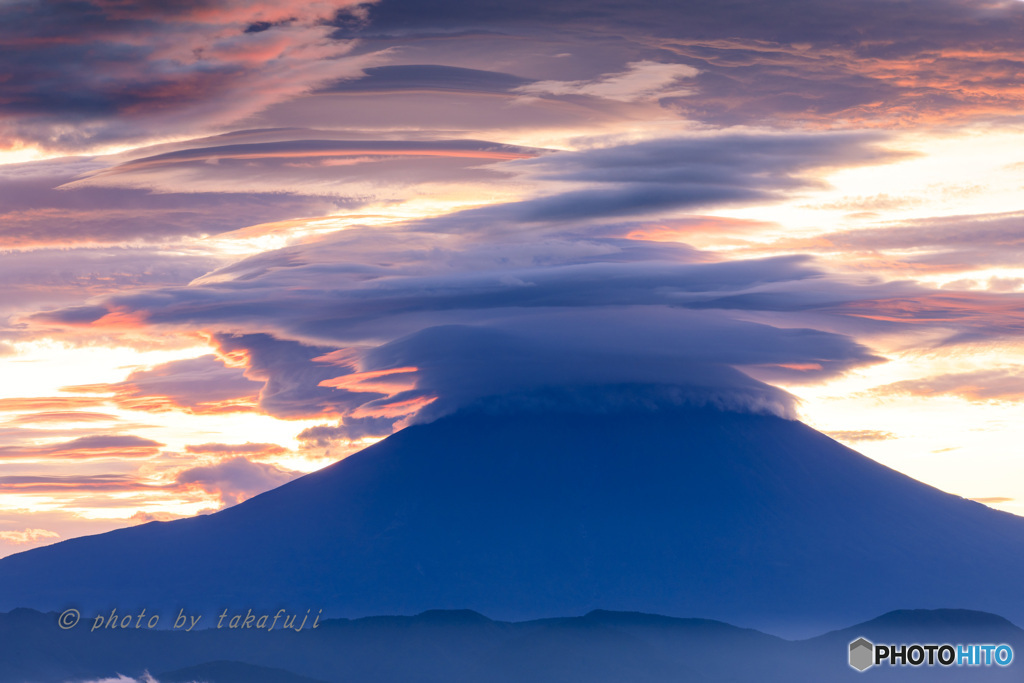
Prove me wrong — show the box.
[849,637,874,671]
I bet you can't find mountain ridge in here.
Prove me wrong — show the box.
[1,406,1022,638]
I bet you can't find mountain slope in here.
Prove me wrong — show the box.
[1,406,1022,636]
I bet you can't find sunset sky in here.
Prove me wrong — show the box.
[2,0,1024,557]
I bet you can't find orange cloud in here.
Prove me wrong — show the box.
[825,430,897,443]
[350,395,436,418]
[0,528,60,545]
[0,434,164,461]
[128,510,191,524]
[0,474,150,492]
[871,368,1024,402]
[311,348,362,369]
[318,366,419,394]
[838,293,1024,328]
[658,34,1024,126]
[6,411,121,424]
[184,442,288,458]
[0,397,108,412]
[624,216,778,244]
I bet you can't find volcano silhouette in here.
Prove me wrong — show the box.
[1,403,1022,636]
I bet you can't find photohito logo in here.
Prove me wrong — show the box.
[849,637,1013,671]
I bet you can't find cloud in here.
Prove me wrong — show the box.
[24,131,913,426]
[6,412,122,425]
[321,64,533,94]
[788,210,1024,274]
[213,333,388,418]
[297,415,399,446]
[174,456,301,506]
[128,510,191,524]
[516,60,698,101]
[0,528,61,545]
[836,291,1024,345]
[66,138,542,196]
[0,397,109,412]
[872,368,1024,402]
[824,429,898,443]
[361,323,805,421]
[0,0,381,152]
[344,0,1024,127]
[184,441,287,458]
[41,245,889,421]
[0,247,221,319]
[438,133,906,224]
[0,474,145,492]
[63,355,263,414]
[0,156,346,249]
[0,435,164,461]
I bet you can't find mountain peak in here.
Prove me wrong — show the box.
[1,407,1023,639]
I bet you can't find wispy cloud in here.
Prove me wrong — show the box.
[0,528,60,545]
[0,435,164,461]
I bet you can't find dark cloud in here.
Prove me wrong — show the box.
[361,324,800,421]
[63,355,263,415]
[0,248,220,316]
[412,133,905,225]
[213,333,385,419]
[321,65,532,93]
[0,0,377,151]
[0,157,346,248]
[358,309,884,421]
[341,0,1024,126]
[66,251,888,420]
[26,131,917,424]
[297,415,399,446]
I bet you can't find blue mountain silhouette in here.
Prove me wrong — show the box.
[1,405,1022,638]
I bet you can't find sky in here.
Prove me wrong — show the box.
[2,0,1024,557]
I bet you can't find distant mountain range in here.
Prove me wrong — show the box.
[2,406,1024,640]
[1,607,1020,682]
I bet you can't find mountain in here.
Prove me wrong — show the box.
[1,406,1024,637]
[2,607,1020,683]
